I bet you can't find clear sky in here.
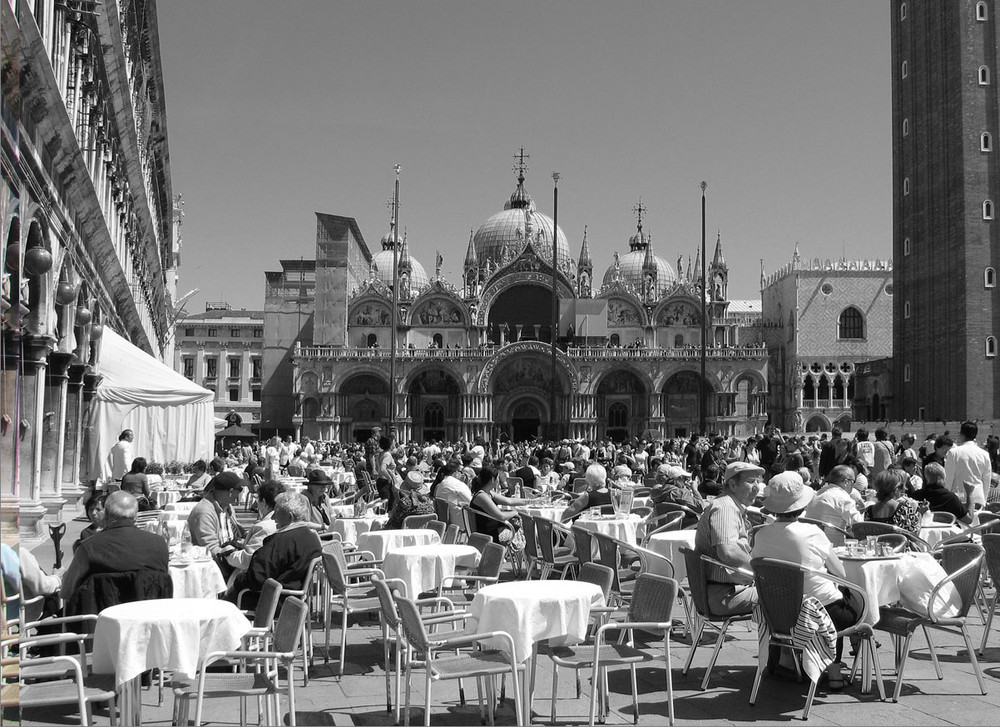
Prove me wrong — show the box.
[156,0,891,313]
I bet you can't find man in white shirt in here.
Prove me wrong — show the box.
[944,421,991,510]
[434,460,472,526]
[107,429,134,481]
[803,465,863,545]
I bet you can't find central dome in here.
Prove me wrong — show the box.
[473,178,572,269]
[372,226,430,292]
[602,238,678,296]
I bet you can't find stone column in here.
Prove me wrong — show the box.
[63,363,87,497]
[19,334,56,540]
[39,351,74,522]
[0,329,21,537]
[242,344,252,402]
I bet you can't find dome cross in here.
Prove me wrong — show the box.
[513,146,530,181]
[632,197,647,230]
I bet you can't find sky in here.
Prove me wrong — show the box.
[156,0,891,313]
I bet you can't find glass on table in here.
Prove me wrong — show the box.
[844,538,860,556]
[865,535,879,556]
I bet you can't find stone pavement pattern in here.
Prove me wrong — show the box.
[14,514,1000,726]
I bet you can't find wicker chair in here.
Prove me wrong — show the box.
[979,534,1000,655]
[172,596,308,727]
[4,649,117,727]
[642,511,685,546]
[424,520,447,540]
[519,513,542,579]
[535,517,578,580]
[433,498,452,525]
[403,513,436,530]
[395,594,524,726]
[930,511,957,525]
[875,543,987,701]
[438,542,506,598]
[321,547,384,676]
[653,502,700,529]
[570,524,595,570]
[592,532,636,606]
[749,557,885,719]
[545,574,679,726]
[442,524,461,545]
[465,532,492,556]
[875,533,909,553]
[680,547,754,690]
[798,516,851,545]
[851,522,930,551]
[573,477,590,494]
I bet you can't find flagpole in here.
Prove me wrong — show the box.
[389,164,400,438]
[699,181,707,436]
[550,172,560,441]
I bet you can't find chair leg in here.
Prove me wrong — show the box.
[629,663,639,724]
[510,663,524,727]
[664,638,675,727]
[921,625,943,680]
[682,618,705,675]
[288,659,298,727]
[701,620,730,690]
[424,668,433,727]
[891,633,914,702]
[960,625,988,695]
[403,662,413,727]
[801,677,819,721]
[550,663,559,725]
[588,655,602,727]
[749,655,765,705]
[867,638,887,701]
[979,593,998,655]
[340,608,349,676]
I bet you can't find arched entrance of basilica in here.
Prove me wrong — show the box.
[489,351,569,442]
[407,369,463,442]
[510,399,544,442]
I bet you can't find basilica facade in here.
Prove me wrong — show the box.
[270,169,769,443]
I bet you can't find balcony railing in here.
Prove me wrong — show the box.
[295,344,768,361]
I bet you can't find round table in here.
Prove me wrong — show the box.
[169,557,227,599]
[520,505,567,521]
[163,501,198,515]
[152,489,181,508]
[93,598,250,724]
[919,523,964,548]
[467,580,605,663]
[356,529,441,560]
[330,504,356,519]
[331,514,387,545]
[645,530,697,581]
[574,514,643,546]
[382,544,480,597]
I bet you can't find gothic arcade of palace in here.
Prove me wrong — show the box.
[265,171,769,443]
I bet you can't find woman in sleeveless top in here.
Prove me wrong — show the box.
[864,469,923,533]
[560,463,614,522]
[469,466,521,543]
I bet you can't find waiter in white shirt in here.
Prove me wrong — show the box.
[944,420,991,510]
[107,429,134,481]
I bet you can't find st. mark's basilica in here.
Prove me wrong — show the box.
[263,158,769,444]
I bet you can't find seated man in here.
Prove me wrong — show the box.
[187,472,247,579]
[228,492,323,607]
[693,461,762,616]
[915,462,974,525]
[302,469,338,530]
[651,464,705,525]
[226,479,284,575]
[61,491,171,612]
[803,464,864,543]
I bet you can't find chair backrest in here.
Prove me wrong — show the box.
[520,513,540,562]
[978,512,1000,534]
[592,532,623,593]
[631,506,653,521]
[982,533,1000,588]
[851,521,895,539]
[506,476,523,494]
[937,543,985,618]
[931,511,957,524]
[534,516,559,564]
[372,577,408,631]
[578,562,615,600]
[394,594,432,657]
[321,550,350,597]
[403,513,436,529]
[253,578,283,629]
[433,498,451,524]
[750,557,806,637]
[477,542,506,578]
[105,483,121,493]
[679,547,713,618]
[425,520,447,539]
[570,524,594,568]
[467,532,492,555]
[271,595,309,655]
[627,573,678,626]
[459,507,477,541]
[443,524,460,545]
[573,478,589,494]
[599,504,616,515]
[650,511,685,532]
[875,533,908,553]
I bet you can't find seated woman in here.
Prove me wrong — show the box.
[73,493,107,553]
[864,469,924,534]
[384,471,435,530]
[121,457,152,510]
[186,460,212,491]
[560,464,614,522]
[752,472,860,688]
[469,465,522,543]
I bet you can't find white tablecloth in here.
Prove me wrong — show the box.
[575,514,643,546]
[330,504,356,519]
[645,530,697,581]
[93,599,250,686]
[840,551,939,625]
[919,523,964,548]
[468,580,605,662]
[152,489,180,508]
[356,529,441,560]
[163,501,198,514]
[383,544,480,598]
[170,558,227,599]
[521,505,567,521]
[331,514,387,545]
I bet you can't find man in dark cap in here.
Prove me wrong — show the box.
[302,469,337,530]
[187,472,246,579]
[365,425,382,475]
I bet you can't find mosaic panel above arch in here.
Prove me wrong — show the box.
[350,300,391,326]
[607,298,643,327]
[476,340,578,394]
[411,297,466,326]
[656,299,701,327]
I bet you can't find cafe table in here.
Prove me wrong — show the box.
[382,544,480,598]
[468,580,606,716]
[645,530,697,581]
[520,504,567,521]
[169,553,228,599]
[574,513,643,548]
[152,488,181,508]
[330,512,387,545]
[163,501,199,515]
[356,529,441,561]
[92,598,250,725]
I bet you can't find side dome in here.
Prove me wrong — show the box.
[372,249,430,290]
[602,249,678,296]
[473,178,572,269]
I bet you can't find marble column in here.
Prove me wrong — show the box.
[39,351,74,522]
[19,333,56,540]
[63,363,87,496]
[0,329,21,537]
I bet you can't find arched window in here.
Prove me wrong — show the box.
[902,118,909,136]
[985,200,995,219]
[424,402,445,429]
[901,60,908,79]
[986,267,997,288]
[904,364,911,382]
[982,132,993,151]
[900,2,907,20]
[988,337,998,358]
[838,307,865,339]
[903,177,910,195]
[977,1,988,19]
[903,237,911,255]
[610,333,620,347]
[432,333,443,348]
[608,402,628,429]
[904,300,911,318]
[366,333,378,348]
[979,65,991,85]
[673,334,684,348]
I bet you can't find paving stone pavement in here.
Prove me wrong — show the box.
[14,513,1000,726]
